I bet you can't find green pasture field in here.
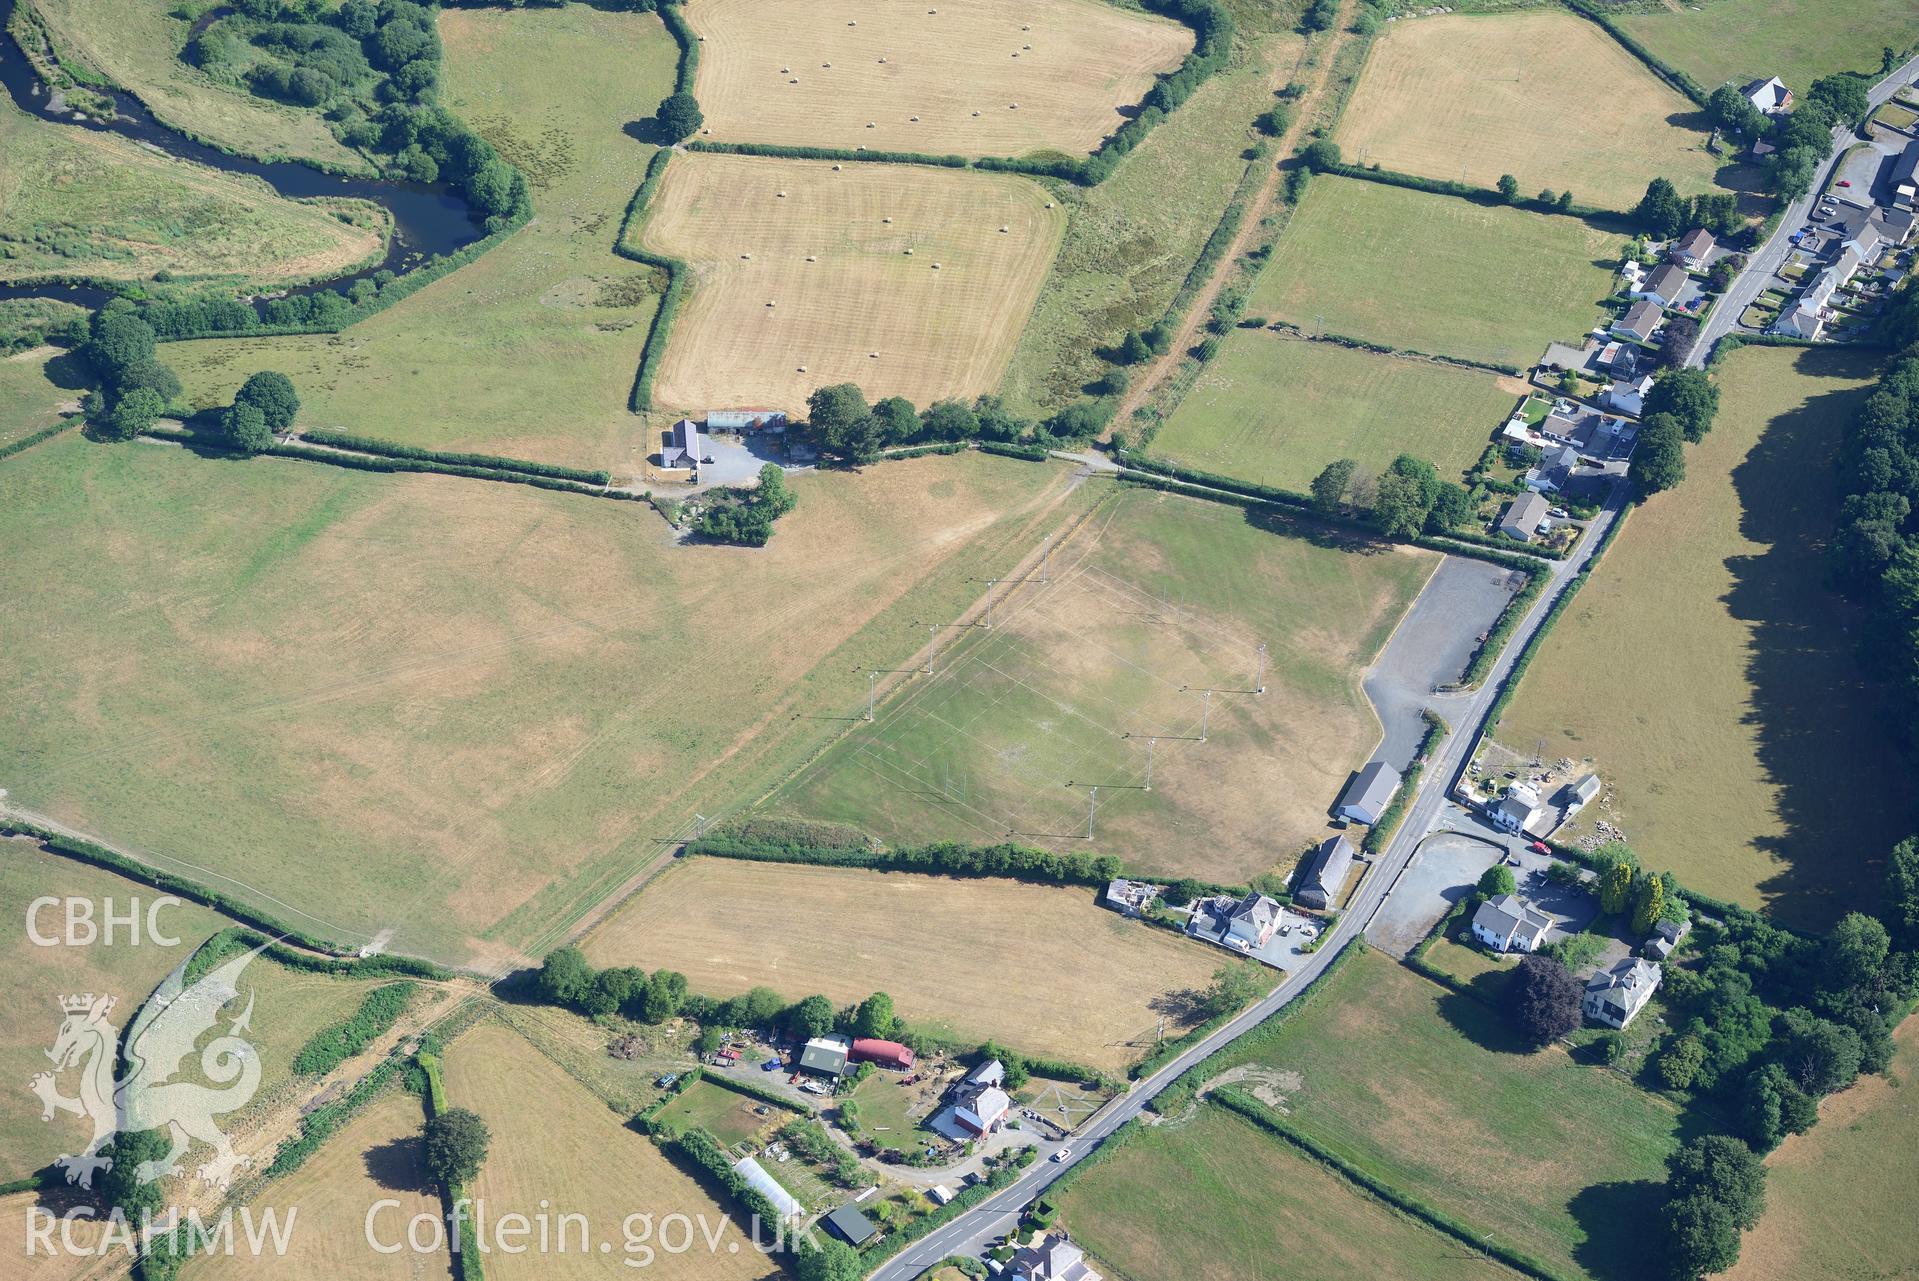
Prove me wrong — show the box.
[0,436,1098,966]
[1421,932,1513,991]
[771,486,1436,885]
[1209,947,1684,1280]
[0,343,79,448]
[1724,1018,1919,1281]
[29,0,365,170]
[1150,330,1517,490]
[0,843,230,1183]
[165,5,678,476]
[0,100,386,289]
[998,33,1304,416]
[1248,175,1624,369]
[1496,346,1908,927]
[1058,1105,1527,1281]
[1617,0,1919,97]
[653,1080,794,1149]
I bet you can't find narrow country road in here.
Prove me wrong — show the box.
[867,480,1626,1279]
[1692,52,1919,368]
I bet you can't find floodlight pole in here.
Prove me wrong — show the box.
[1144,736,1157,790]
[1201,688,1213,742]
[867,670,878,722]
[1086,785,1098,841]
[924,623,937,674]
[1255,642,1268,696]
[984,580,999,628]
[1039,539,1051,583]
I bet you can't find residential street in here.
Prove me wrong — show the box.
[1691,52,1919,369]
[868,481,1627,1279]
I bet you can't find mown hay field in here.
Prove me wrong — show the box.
[1496,347,1909,927]
[0,438,1097,967]
[1059,1105,1527,1281]
[1334,11,1723,209]
[582,858,1224,1073]
[686,0,1191,158]
[185,1089,448,1281]
[0,843,230,1183]
[1211,947,1683,1280]
[1151,331,1518,491]
[770,487,1435,884]
[0,102,386,288]
[29,0,364,170]
[999,32,1301,414]
[1249,175,1624,370]
[1722,1017,1919,1281]
[639,151,1063,414]
[166,4,680,475]
[2,1188,113,1281]
[0,345,77,449]
[1618,0,1919,100]
[446,1021,777,1281]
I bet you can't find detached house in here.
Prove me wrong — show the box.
[1633,263,1691,309]
[1584,958,1662,1029]
[1605,374,1654,417]
[1498,492,1551,543]
[1225,891,1283,949]
[663,418,709,473]
[1612,300,1664,344]
[1472,893,1552,954]
[1891,138,1919,211]
[1010,1233,1103,1281]
[1670,228,1715,271]
[1741,75,1792,116]
[1491,782,1549,835]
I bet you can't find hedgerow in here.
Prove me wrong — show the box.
[615,148,686,411]
[297,429,610,483]
[292,981,418,1075]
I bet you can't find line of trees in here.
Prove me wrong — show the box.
[1628,367,1721,496]
[1632,178,1742,241]
[802,383,1104,466]
[1309,453,1476,538]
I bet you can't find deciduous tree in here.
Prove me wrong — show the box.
[1508,954,1582,1047]
[425,1108,490,1188]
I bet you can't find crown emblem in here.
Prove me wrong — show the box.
[60,993,114,1015]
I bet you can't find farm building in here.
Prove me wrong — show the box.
[1612,300,1664,343]
[1295,835,1356,911]
[1894,140,1919,211]
[1498,493,1551,543]
[1583,958,1661,1029]
[1009,1232,1104,1281]
[662,418,711,472]
[798,1034,851,1077]
[1741,75,1792,115]
[1224,891,1283,948]
[823,1203,877,1247]
[1102,878,1160,917]
[734,1156,804,1220]
[849,1038,915,1070]
[1669,228,1715,271]
[1335,760,1400,825]
[708,408,789,432]
[1559,772,1602,817]
[1471,893,1553,954]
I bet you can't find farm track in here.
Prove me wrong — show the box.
[1109,0,1358,428]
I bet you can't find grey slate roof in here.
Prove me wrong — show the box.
[1499,493,1550,541]
[1296,834,1356,909]
[1336,760,1401,820]
[823,1203,877,1246]
[1473,893,1552,948]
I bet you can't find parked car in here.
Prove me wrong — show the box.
[655,1073,679,1089]
[1530,840,1550,854]
[761,1058,782,1071]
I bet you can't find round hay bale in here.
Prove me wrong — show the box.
[832,163,842,171]
[998,226,1008,233]
[869,351,880,358]
[1010,102,1019,109]
[1045,202,1055,208]
[904,248,914,255]
[1023,43,1032,50]
[867,121,875,128]
[798,365,807,372]
[882,216,893,223]
[805,255,817,262]
[971,111,981,117]
[777,191,787,197]
[780,66,790,73]
[931,262,941,269]
[1022,24,1031,30]
[766,300,776,307]
[909,116,919,122]
[741,253,752,259]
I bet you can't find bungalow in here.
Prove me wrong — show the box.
[1102,878,1160,917]
[849,1038,915,1071]
[1335,760,1400,825]
[1491,782,1549,835]
[1009,1233,1104,1281]
[1670,228,1715,271]
[797,1034,851,1078]
[1225,891,1282,949]
[1540,406,1594,444]
[1612,300,1665,344]
[662,418,709,473]
[1295,834,1356,911]
[1498,492,1552,543]
[706,408,788,432]
[1892,138,1919,211]
[1605,375,1654,417]
[1644,917,1692,962]
[1741,75,1792,116]
[1584,958,1662,1029]
[1633,263,1691,309]
[1471,893,1553,954]
[1774,247,1863,340]
[822,1204,877,1248]
[955,1085,1010,1136]
[1525,444,1582,495]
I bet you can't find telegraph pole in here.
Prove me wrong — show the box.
[1144,736,1157,790]
[1039,538,1052,583]
[1255,642,1268,696]
[924,622,937,674]
[1200,688,1213,742]
[867,670,878,722]
[1086,785,1098,840]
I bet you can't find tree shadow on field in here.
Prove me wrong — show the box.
[1150,988,1212,1022]
[1568,1179,1666,1281]
[1722,348,1911,927]
[362,1136,430,1194]
[1665,107,1715,138]
[623,117,675,147]
[1241,505,1396,557]
[42,350,93,390]
[1434,984,1535,1057]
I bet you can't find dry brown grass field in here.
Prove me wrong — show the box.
[1334,11,1724,208]
[685,0,1192,157]
[1722,1017,1918,1281]
[0,436,1095,968]
[640,151,1062,413]
[582,858,1224,1072]
[3,1189,113,1281]
[0,843,230,1183]
[446,1021,777,1281]
[187,1090,448,1281]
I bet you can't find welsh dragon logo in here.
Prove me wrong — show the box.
[29,941,268,1191]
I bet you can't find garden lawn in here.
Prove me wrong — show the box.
[1249,176,1623,370]
[998,34,1301,415]
[163,4,679,476]
[653,1080,793,1148]
[1722,1017,1919,1281]
[1058,1105,1527,1281]
[1497,346,1908,926]
[0,438,1095,967]
[1336,10,1722,209]
[1210,947,1684,1281]
[1618,0,1919,97]
[1151,330,1516,490]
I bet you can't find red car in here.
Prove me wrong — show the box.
[1530,840,1550,855]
